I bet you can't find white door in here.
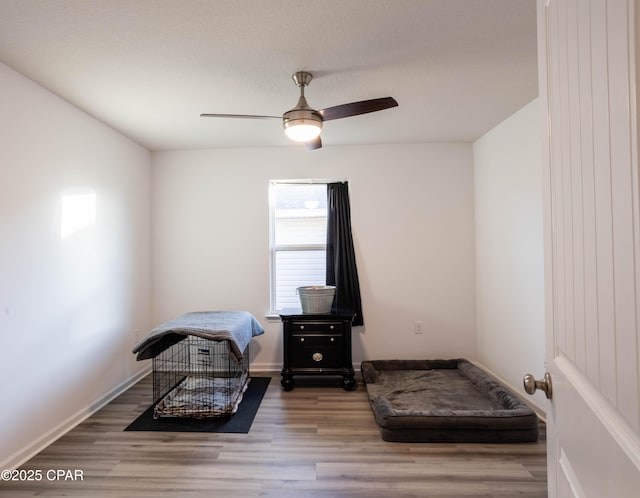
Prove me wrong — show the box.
[537,0,640,496]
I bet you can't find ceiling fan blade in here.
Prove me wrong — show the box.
[319,97,398,121]
[200,113,280,120]
[305,136,322,150]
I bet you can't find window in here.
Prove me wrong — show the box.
[269,181,327,313]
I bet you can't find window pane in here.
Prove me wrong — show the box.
[275,217,326,245]
[275,250,326,310]
[274,184,327,212]
[274,184,327,244]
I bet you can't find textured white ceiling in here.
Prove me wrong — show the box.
[0,0,538,151]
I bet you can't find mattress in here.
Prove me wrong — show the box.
[361,359,539,443]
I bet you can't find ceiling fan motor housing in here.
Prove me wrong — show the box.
[283,107,323,142]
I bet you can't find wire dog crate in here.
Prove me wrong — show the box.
[152,336,250,419]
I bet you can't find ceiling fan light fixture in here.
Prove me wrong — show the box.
[283,109,323,142]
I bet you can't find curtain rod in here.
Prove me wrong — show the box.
[270,179,348,185]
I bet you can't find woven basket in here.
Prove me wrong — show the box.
[297,286,336,314]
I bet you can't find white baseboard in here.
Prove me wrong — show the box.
[0,365,151,471]
[249,362,281,373]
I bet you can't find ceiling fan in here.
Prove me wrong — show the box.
[200,71,398,150]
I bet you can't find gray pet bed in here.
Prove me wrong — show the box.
[361,359,538,443]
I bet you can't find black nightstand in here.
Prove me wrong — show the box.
[279,310,356,391]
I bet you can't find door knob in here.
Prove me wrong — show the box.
[523,372,553,399]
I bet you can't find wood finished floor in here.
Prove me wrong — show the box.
[3,373,547,497]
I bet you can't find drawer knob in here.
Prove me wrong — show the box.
[330,337,334,342]
[300,337,304,342]
[312,352,323,362]
[330,325,334,330]
[300,325,305,330]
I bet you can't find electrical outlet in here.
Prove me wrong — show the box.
[414,321,424,335]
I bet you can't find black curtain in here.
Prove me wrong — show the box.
[326,182,364,326]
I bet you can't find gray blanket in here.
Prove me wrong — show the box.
[132,311,264,362]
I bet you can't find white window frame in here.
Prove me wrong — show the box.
[269,179,336,315]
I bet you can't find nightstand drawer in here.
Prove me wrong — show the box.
[290,322,344,333]
[291,334,343,347]
[291,334,343,368]
[291,345,343,368]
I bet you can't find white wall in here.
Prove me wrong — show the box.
[151,143,476,369]
[0,62,152,468]
[473,98,546,409]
